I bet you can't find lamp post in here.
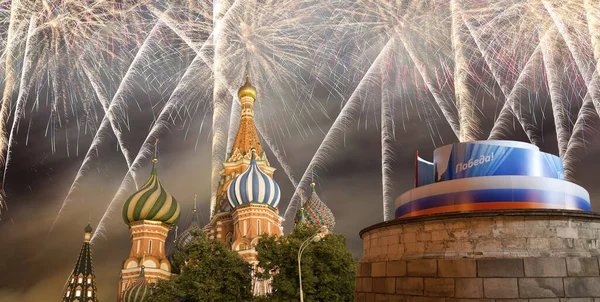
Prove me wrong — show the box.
[298,226,327,302]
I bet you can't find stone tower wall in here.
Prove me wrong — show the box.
[356,210,600,301]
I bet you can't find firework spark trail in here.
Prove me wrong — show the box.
[91,48,208,243]
[541,28,570,158]
[489,46,543,142]
[585,0,600,75]
[543,0,600,178]
[283,37,395,221]
[227,98,241,152]
[2,17,37,190]
[563,0,600,181]
[564,81,599,181]
[543,1,600,115]
[399,34,460,139]
[153,3,299,215]
[82,65,139,188]
[380,46,395,221]
[463,17,541,144]
[0,1,25,171]
[210,0,236,218]
[255,121,298,187]
[50,20,164,235]
[452,0,479,142]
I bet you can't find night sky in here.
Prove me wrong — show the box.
[3,28,600,302]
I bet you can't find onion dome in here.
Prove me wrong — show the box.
[176,195,201,249]
[238,74,257,100]
[122,266,151,302]
[122,148,181,227]
[305,183,335,230]
[227,150,280,209]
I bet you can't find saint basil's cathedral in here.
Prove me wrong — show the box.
[61,75,335,301]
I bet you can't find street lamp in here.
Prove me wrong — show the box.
[298,226,328,302]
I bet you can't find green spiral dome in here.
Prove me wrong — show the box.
[122,158,180,226]
[122,266,151,302]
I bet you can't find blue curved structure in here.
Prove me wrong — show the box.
[397,140,591,219]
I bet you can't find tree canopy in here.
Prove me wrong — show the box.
[149,231,253,302]
[254,225,356,301]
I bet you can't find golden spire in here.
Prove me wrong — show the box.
[299,189,305,207]
[238,74,257,100]
[193,194,197,214]
[151,139,159,174]
[229,74,263,159]
[310,164,316,189]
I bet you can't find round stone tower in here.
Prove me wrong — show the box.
[356,141,600,301]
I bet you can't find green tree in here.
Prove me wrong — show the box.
[150,231,253,302]
[255,225,356,301]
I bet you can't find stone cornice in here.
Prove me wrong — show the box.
[359,209,600,238]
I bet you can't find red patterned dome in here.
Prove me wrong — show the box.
[304,183,335,230]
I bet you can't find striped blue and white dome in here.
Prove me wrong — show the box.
[227,153,280,209]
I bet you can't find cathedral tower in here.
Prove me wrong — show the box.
[204,74,283,295]
[62,224,99,302]
[117,142,180,301]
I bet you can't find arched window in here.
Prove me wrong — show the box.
[78,274,83,284]
[257,220,261,235]
[87,276,92,284]
[87,288,93,297]
[239,243,248,250]
[148,240,153,254]
[226,232,233,248]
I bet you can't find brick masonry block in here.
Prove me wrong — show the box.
[566,258,600,277]
[560,299,594,302]
[356,277,362,292]
[483,278,519,298]
[564,277,600,297]
[386,260,406,277]
[395,277,423,295]
[524,258,567,277]
[357,292,367,302]
[373,262,387,277]
[478,259,524,277]
[361,262,373,277]
[529,299,561,302]
[438,260,477,277]
[446,299,500,302]
[405,297,446,302]
[455,278,483,298]
[407,260,437,277]
[424,278,454,297]
[362,277,373,292]
[518,278,565,298]
[373,277,396,294]
[374,294,405,302]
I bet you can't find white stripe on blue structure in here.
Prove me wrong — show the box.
[227,155,280,209]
